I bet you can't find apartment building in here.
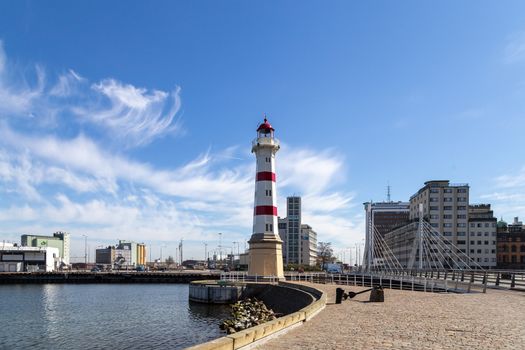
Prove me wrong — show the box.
[468,204,497,268]
[383,180,496,269]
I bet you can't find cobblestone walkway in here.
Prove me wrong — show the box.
[255,283,525,350]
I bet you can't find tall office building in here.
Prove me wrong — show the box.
[278,196,317,266]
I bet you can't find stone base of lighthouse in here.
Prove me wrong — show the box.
[248,235,284,280]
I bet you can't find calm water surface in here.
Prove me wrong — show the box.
[0,284,230,349]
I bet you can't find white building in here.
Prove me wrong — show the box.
[468,204,497,268]
[0,246,60,272]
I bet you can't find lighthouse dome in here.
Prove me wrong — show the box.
[257,118,274,134]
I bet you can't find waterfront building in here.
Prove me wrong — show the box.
[95,240,146,267]
[363,201,410,269]
[497,217,525,269]
[363,201,410,237]
[0,245,60,272]
[248,117,284,278]
[21,231,70,265]
[468,204,497,267]
[278,196,318,266]
[300,224,318,266]
[383,180,497,269]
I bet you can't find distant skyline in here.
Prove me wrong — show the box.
[1,1,525,262]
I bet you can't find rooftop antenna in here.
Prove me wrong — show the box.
[386,183,391,202]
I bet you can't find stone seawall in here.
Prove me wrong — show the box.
[185,282,326,350]
[0,272,220,284]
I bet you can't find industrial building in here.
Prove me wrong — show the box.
[95,240,146,267]
[21,231,70,265]
[0,243,60,272]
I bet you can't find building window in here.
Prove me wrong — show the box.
[443,214,453,219]
[444,206,452,210]
[444,189,453,193]
[430,215,439,219]
[431,223,439,228]
[458,197,467,202]
[470,241,475,245]
[484,223,489,228]
[430,189,439,193]
[457,240,466,245]
[458,231,466,236]
[430,206,439,211]
[457,189,467,193]
[443,232,452,236]
[444,223,452,228]
[457,206,466,210]
[470,249,475,254]
[444,197,453,202]
[457,214,466,219]
[511,245,517,252]
[457,223,466,228]
[470,223,475,228]
[429,197,439,202]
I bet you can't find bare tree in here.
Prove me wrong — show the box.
[318,242,334,268]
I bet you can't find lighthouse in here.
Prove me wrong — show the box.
[248,117,284,279]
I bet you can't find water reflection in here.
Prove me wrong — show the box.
[0,284,229,349]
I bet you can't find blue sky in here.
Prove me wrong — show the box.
[1,1,525,262]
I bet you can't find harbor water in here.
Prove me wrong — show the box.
[0,284,230,349]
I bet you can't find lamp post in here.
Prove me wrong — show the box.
[82,234,87,268]
[218,232,223,261]
[204,243,208,267]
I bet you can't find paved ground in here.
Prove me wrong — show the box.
[255,283,525,350]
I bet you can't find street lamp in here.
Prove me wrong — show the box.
[218,232,223,261]
[81,234,87,267]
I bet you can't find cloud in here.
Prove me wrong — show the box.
[480,166,525,223]
[73,79,182,147]
[504,31,525,64]
[0,41,361,260]
[0,42,182,147]
[494,166,525,188]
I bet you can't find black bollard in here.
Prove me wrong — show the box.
[336,287,345,304]
[369,287,384,302]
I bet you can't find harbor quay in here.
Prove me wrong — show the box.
[254,283,525,350]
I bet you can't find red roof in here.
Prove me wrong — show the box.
[257,118,274,133]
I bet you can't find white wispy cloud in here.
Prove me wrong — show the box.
[0,42,361,259]
[504,31,525,64]
[480,166,525,222]
[74,79,182,147]
[0,42,182,147]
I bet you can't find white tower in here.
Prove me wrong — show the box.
[248,117,284,279]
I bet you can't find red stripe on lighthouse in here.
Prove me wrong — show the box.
[256,172,276,182]
[254,206,278,216]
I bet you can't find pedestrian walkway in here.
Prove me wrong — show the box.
[255,283,525,350]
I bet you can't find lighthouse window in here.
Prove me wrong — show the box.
[265,157,271,163]
[266,190,272,196]
[265,224,273,231]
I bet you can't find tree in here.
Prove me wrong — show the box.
[317,242,335,268]
[165,256,175,266]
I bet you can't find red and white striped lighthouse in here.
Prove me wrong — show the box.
[248,117,284,278]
